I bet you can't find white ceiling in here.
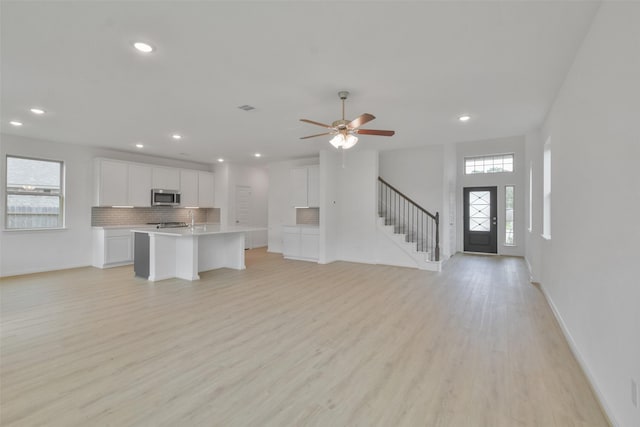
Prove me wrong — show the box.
[1,1,599,165]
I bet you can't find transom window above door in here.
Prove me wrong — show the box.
[465,154,514,174]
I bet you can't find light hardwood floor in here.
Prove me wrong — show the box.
[1,250,609,426]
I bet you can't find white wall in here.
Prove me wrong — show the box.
[524,129,543,282]
[527,3,640,426]
[319,150,341,264]
[457,135,526,256]
[335,150,379,264]
[0,133,212,276]
[266,157,318,253]
[379,144,456,259]
[379,145,444,219]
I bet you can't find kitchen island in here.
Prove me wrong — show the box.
[131,224,263,282]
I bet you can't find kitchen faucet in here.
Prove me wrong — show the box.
[188,210,195,228]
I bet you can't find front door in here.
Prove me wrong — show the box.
[463,186,497,253]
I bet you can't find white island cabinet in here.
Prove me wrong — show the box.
[131,225,264,282]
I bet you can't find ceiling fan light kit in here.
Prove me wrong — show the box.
[330,133,358,149]
[300,91,395,150]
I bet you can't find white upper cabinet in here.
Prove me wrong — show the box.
[95,158,215,208]
[180,170,199,207]
[198,172,215,208]
[290,165,319,208]
[152,167,180,190]
[290,167,308,207]
[307,166,319,207]
[95,159,128,206]
[128,164,152,207]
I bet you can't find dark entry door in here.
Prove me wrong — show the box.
[463,186,497,253]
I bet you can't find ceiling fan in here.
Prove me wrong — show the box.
[300,91,395,150]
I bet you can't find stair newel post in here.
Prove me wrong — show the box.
[435,212,440,262]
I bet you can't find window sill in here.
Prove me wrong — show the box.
[3,227,68,233]
[504,244,517,247]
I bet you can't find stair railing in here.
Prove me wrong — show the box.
[378,177,440,262]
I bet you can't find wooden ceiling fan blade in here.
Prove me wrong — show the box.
[348,113,375,129]
[300,132,333,140]
[300,118,333,129]
[356,129,395,136]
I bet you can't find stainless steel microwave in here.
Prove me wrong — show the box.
[151,189,181,206]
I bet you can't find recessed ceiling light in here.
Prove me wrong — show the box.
[254,153,261,158]
[458,115,471,122]
[217,158,224,163]
[30,108,45,115]
[10,120,23,126]
[172,134,182,140]
[135,143,144,148]
[133,42,154,53]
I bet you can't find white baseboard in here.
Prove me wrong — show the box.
[1,263,91,278]
[525,256,534,282]
[538,282,618,427]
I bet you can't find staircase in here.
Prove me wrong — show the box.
[377,177,442,272]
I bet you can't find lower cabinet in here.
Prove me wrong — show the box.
[92,228,134,268]
[282,226,319,262]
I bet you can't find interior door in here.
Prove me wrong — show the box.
[235,185,252,249]
[463,186,497,253]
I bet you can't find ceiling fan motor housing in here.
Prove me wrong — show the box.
[332,119,349,129]
[338,91,349,100]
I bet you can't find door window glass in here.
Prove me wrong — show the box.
[469,191,491,232]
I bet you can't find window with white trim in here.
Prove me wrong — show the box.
[5,156,64,229]
[505,186,515,245]
[528,163,533,232]
[464,153,514,174]
[543,140,551,238]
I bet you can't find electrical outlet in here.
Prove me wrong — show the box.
[632,378,638,408]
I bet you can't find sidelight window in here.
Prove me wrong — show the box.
[543,141,551,238]
[505,186,515,245]
[5,155,64,229]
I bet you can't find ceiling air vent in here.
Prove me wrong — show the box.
[238,105,256,111]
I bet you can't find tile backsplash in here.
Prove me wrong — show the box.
[92,207,220,226]
[296,208,319,225]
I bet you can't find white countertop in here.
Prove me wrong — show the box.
[93,223,220,230]
[92,224,152,230]
[130,224,265,237]
[283,224,320,228]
